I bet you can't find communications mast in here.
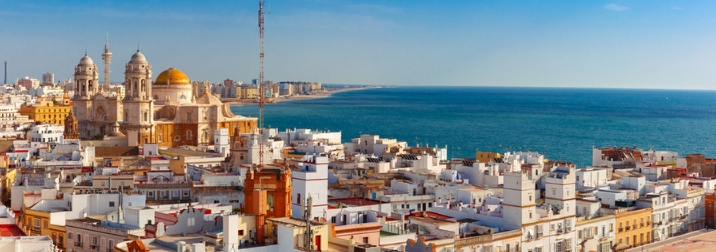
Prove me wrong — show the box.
[258,1,265,169]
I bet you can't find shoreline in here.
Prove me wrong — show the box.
[224,87,371,106]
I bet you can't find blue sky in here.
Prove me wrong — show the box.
[2,1,716,89]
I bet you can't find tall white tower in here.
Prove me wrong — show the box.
[545,166,576,215]
[291,155,328,220]
[122,50,154,146]
[101,34,112,91]
[502,169,537,230]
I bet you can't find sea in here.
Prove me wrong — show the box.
[230,86,716,167]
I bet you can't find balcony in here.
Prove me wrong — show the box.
[625,226,631,231]
[618,228,624,233]
[75,241,82,247]
[90,244,98,250]
[633,225,637,230]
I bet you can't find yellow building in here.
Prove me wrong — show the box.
[19,95,73,126]
[476,151,500,163]
[241,87,259,99]
[22,207,66,250]
[614,208,652,251]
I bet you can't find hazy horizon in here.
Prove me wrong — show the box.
[2,1,716,89]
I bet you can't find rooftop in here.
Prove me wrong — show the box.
[329,197,382,207]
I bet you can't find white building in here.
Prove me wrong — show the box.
[214,128,230,157]
[345,134,407,157]
[292,155,329,220]
[278,128,342,146]
[0,236,55,252]
[575,214,615,252]
[27,123,64,144]
[576,167,609,189]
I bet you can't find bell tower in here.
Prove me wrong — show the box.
[122,50,154,146]
[64,110,79,140]
[72,54,99,139]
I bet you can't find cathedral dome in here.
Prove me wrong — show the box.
[154,68,190,86]
[79,54,94,65]
[130,50,147,63]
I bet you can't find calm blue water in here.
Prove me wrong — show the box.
[231,86,716,167]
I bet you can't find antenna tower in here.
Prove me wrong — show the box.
[258,1,265,170]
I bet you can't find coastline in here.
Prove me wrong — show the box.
[224,87,370,105]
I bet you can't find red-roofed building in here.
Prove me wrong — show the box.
[0,224,25,236]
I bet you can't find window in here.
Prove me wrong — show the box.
[267,194,274,211]
[363,237,369,243]
[109,201,115,207]
[158,134,162,142]
[239,230,244,236]
[44,220,48,228]
[331,216,336,223]
[188,217,196,227]
[144,112,148,122]
[186,130,192,140]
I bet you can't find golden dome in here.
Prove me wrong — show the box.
[154,68,190,85]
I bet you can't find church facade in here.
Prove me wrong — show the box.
[70,48,257,147]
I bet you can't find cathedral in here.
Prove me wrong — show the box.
[68,43,257,147]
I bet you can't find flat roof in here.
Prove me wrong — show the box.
[330,197,382,206]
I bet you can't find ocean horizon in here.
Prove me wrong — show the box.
[231,86,716,167]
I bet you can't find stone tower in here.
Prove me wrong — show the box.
[101,34,112,92]
[122,50,154,146]
[72,54,99,139]
[64,110,79,140]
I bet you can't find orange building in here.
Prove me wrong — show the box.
[243,165,292,245]
[243,166,292,218]
[706,192,714,228]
